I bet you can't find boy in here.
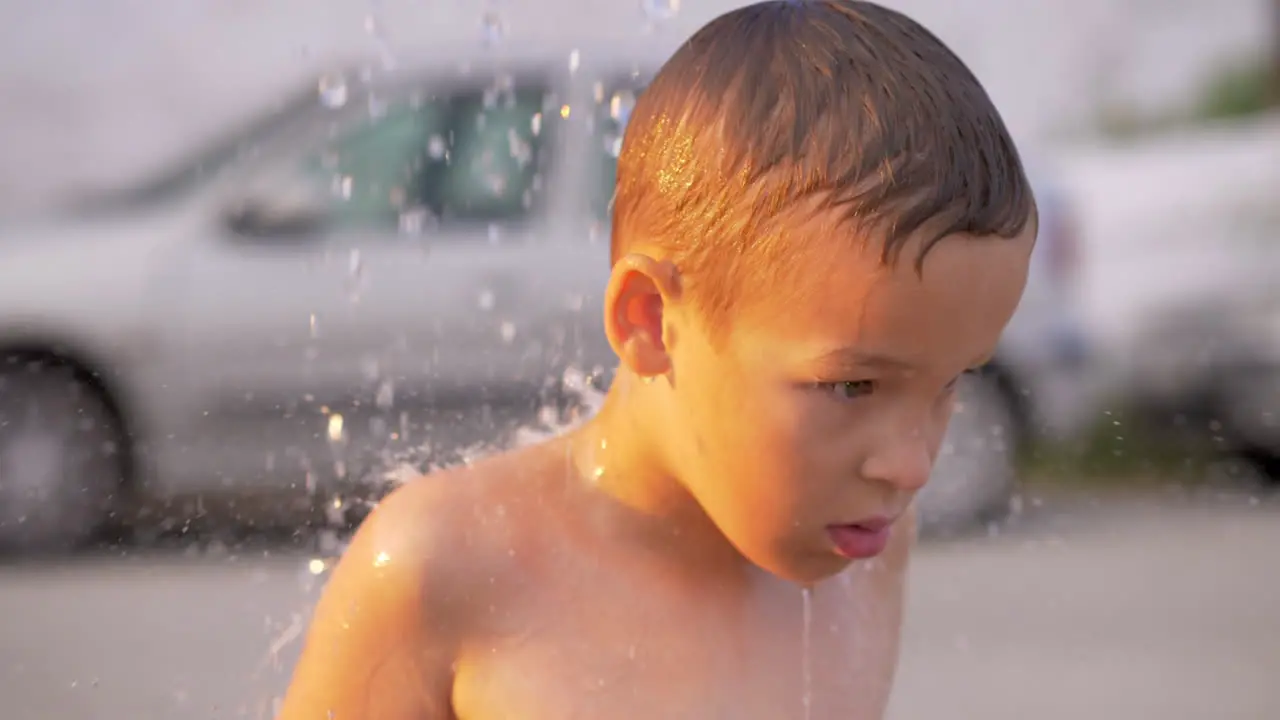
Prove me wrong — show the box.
[277,1,1036,718]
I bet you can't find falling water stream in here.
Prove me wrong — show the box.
[801,586,814,720]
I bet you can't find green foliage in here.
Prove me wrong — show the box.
[1019,405,1218,487]
[1192,57,1276,121]
[1097,54,1278,139]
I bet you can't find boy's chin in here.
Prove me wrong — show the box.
[747,547,853,587]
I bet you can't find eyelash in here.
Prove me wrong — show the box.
[817,369,980,402]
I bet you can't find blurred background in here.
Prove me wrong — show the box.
[0,0,1277,718]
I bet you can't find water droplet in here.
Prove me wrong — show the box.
[480,11,504,46]
[568,49,581,74]
[609,90,636,124]
[427,134,448,160]
[499,321,516,343]
[334,175,354,200]
[604,135,623,158]
[347,248,364,303]
[376,380,395,410]
[530,113,542,136]
[488,224,501,243]
[486,173,508,196]
[478,289,496,311]
[363,11,396,69]
[641,0,681,22]
[309,313,319,338]
[318,73,349,109]
[327,414,345,443]
[360,355,381,381]
[399,207,432,235]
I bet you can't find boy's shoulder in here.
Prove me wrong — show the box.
[346,438,569,605]
[275,442,569,718]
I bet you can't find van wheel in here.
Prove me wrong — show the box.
[0,359,126,554]
[917,374,1020,536]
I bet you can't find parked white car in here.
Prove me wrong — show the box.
[1122,282,1280,483]
[0,46,1095,550]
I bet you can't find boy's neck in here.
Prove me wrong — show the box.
[566,374,752,580]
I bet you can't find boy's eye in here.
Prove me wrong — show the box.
[823,380,877,401]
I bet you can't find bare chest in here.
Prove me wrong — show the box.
[452,569,901,720]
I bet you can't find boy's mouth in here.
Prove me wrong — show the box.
[826,517,893,559]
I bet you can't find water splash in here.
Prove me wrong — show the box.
[267,365,610,690]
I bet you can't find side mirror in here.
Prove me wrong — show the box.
[222,188,332,239]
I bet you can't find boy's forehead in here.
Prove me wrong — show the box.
[736,219,1033,351]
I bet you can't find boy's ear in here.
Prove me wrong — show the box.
[603,253,681,379]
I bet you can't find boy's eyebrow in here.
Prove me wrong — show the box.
[813,348,917,372]
[813,348,996,372]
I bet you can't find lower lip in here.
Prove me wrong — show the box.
[827,524,891,559]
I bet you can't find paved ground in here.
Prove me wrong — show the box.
[0,490,1276,720]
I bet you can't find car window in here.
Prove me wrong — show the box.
[295,79,554,234]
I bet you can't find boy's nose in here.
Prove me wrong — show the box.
[859,437,932,494]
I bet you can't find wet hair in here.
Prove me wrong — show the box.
[611,0,1036,330]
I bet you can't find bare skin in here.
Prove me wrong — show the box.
[276,215,1034,720]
